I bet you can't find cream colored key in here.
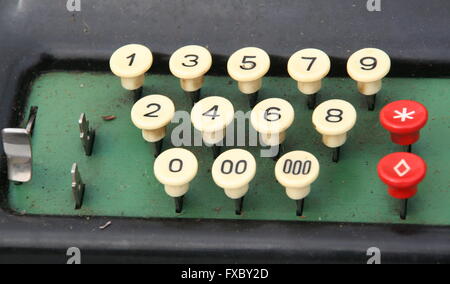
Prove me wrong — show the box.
[347,48,390,110]
[110,44,153,90]
[227,47,270,108]
[312,99,357,162]
[212,149,256,214]
[190,96,235,146]
[131,95,175,143]
[275,151,320,216]
[347,48,390,96]
[154,148,198,213]
[288,48,331,95]
[250,98,295,147]
[169,45,212,92]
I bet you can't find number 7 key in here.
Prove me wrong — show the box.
[288,48,331,110]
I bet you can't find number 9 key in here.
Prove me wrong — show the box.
[347,48,391,111]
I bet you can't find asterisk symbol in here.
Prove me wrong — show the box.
[393,108,416,122]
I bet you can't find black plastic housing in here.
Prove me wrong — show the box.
[1,0,450,264]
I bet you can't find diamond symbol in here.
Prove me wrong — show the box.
[393,108,416,122]
[393,159,411,177]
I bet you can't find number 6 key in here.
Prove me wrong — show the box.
[312,99,357,163]
[131,94,175,157]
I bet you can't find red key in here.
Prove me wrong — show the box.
[377,152,427,219]
[379,100,428,146]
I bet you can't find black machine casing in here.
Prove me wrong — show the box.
[1,0,450,263]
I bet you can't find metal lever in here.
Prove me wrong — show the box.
[71,163,85,210]
[1,106,38,183]
[79,113,96,156]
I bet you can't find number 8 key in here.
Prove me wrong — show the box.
[312,99,357,163]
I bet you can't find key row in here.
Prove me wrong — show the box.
[110,44,391,110]
[131,95,358,162]
[149,147,427,218]
[131,93,429,162]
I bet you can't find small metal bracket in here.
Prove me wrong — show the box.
[79,113,96,156]
[25,106,38,136]
[71,163,85,210]
[2,129,32,183]
[1,106,38,183]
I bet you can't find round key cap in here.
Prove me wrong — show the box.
[312,99,357,148]
[378,152,427,219]
[347,48,391,96]
[250,98,295,146]
[169,45,212,92]
[131,95,175,142]
[212,149,257,200]
[377,152,427,200]
[227,47,271,95]
[288,48,331,95]
[110,44,153,90]
[191,96,235,145]
[275,151,320,201]
[380,100,428,146]
[154,148,198,198]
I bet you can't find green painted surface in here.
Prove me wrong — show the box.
[7,72,450,225]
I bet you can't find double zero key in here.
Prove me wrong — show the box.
[212,149,257,215]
